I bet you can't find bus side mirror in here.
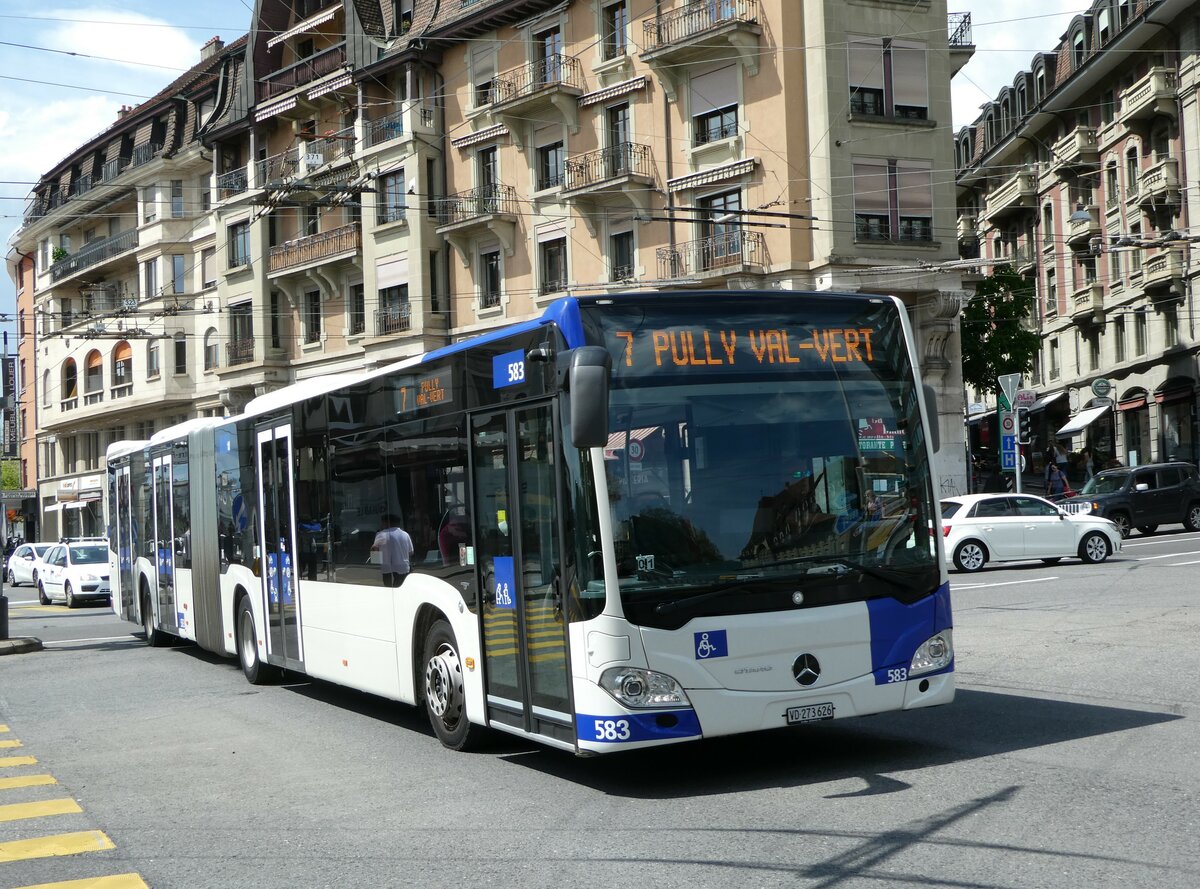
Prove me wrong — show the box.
[923,384,940,453]
[564,346,611,449]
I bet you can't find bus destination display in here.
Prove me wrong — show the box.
[612,326,878,371]
[397,372,453,414]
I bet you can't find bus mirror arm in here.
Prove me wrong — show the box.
[923,384,940,453]
[564,346,612,450]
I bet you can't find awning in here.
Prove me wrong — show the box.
[1028,391,1065,413]
[1056,404,1111,437]
[44,503,63,513]
[63,501,90,510]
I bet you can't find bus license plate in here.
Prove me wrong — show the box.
[786,702,834,724]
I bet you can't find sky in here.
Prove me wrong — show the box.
[0,0,1086,349]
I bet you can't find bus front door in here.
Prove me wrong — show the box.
[473,403,574,746]
[150,453,179,633]
[114,464,136,621]
[256,423,305,670]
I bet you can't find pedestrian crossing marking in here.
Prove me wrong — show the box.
[0,739,23,749]
[0,775,57,791]
[10,875,149,889]
[0,724,10,732]
[0,798,83,823]
[0,756,39,768]
[0,830,115,862]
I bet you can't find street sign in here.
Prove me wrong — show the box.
[999,373,1022,406]
[1000,451,1017,470]
[1015,389,1037,408]
[999,411,1016,436]
[1091,378,1113,398]
[1001,434,1017,452]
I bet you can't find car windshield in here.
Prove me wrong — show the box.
[69,545,107,564]
[1081,473,1128,495]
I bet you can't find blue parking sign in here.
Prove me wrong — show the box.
[1001,451,1017,470]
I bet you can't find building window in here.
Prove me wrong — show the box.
[147,341,160,379]
[472,43,495,107]
[1105,162,1119,207]
[393,0,413,35]
[1049,338,1060,379]
[539,237,568,295]
[142,258,158,300]
[1072,30,1086,68]
[1125,148,1139,197]
[480,250,501,308]
[1164,304,1179,348]
[143,185,157,223]
[377,170,406,224]
[537,141,565,191]
[171,254,186,294]
[602,1,628,60]
[377,284,410,335]
[270,291,282,349]
[171,179,184,218]
[204,328,219,371]
[610,229,634,281]
[112,341,133,392]
[1134,308,1147,355]
[228,221,251,268]
[852,158,933,242]
[174,335,187,374]
[84,350,103,398]
[303,290,321,344]
[349,283,365,335]
[202,247,217,288]
[1114,315,1126,362]
[1087,331,1100,371]
[848,37,928,120]
[690,63,738,144]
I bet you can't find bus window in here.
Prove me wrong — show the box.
[330,433,388,587]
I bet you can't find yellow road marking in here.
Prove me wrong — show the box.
[9,874,149,889]
[0,724,9,732]
[0,798,83,823]
[0,775,57,791]
[0,756,38,768]
[0,739,23,749]
[0,830,115,862]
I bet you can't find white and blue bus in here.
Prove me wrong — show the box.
[107,290,953,754]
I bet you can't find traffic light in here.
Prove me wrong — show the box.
[1018,408,1031,445]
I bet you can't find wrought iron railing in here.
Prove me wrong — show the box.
[657,231,765,278]
[435,184,517,226]
[563,142,652,191]
[492,54,585,103]
[643,0,759,51]
[69,175,95,198]
[375,304,411,336]
[258,42,347,102]
[367,109,404,147]
[217,169,248,198]
[258,148,300,185]
[49,229,138,282]
[948,12,972,47]
[226,339,255,366]
[268,223,361,273]
[131,143,163,167]
[99,157,130,182]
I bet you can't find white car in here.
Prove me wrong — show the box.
[37,540,112,607]
[941,493,1122,573]
[6,543,54,588]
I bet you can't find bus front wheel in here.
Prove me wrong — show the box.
[422,619,478,751]
[142,592,169,648]
[236,596,278,685]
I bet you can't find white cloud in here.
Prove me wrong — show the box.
[42,7,202,73]
[1,94,120,184]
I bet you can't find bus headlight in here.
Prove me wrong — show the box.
[599,667,691,709]
[909,630,953,676]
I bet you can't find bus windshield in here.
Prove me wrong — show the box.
[580,296,939,627]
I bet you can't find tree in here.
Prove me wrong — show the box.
[0,460,18,490]
[960,265,1041,399]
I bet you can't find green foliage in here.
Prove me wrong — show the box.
[1,460,19,490]
[960,265,1041,399]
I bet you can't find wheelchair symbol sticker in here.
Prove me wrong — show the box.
[693,629,728,660]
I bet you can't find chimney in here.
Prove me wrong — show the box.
[117,105,133,119]
[201,36,224,61]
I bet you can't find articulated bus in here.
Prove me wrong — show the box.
[106,291,953,755]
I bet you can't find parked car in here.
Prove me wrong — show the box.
[36,540,112,608]
[6,543,54,588]
[1059,462,1200,538]
[941,493,1122,573]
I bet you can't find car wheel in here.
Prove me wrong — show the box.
[65,582,77,609]
[6,569,17,587]
[1110,512,1131,539]
[1079,531,1111,564]
[1184,503,1200,532]
[38,583,49,606]
[1041,558,1062,565]
[422,619,480,750]
[1136,525,1158,536]
[953,540,987,573]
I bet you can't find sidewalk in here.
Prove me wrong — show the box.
[0,636,43,655]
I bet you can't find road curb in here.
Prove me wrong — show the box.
[0,637,44,656]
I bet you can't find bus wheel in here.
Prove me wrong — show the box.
[422,620,478,751]
[236,596,278,684]
[142,592,168,648]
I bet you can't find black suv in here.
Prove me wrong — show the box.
[1060,462,1200,538]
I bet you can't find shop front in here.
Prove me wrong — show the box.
[1156,377,1198,465]
[1118,388,1153,467]
[41,475,105,541]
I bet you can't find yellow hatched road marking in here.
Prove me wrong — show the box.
[0,798,83,823]
[0,775,57,790]
[10,874,149,889]
[0,724,10,732]
[0,756,39,768]
[0,830,115,862]
[0,739,23,749]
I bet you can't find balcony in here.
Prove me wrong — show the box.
[434,184,519,261]
[49,229,138,283]
[563,143,654,197]
[1050,127,1098,172]
[658,231,765,280]
[257,42,347,103]
[1070,283,1104,324]
[268,223,361,275]
[375,304,412,337]
[956,214,978,244]
[641,0,762,100]
[1119,67,1177,124]
[217,168,248,199]
[365,104,436,149]
[226,339,255,366]
[984,168,1037,222]
[131,143,163,168]
[1065,207,1101,249]
[948,12,975,76]
[491,54,585,133]
[1138,157,1180,206]
[1012,244,1037,274]
[1142,250,1184,291]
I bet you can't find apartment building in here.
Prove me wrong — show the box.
[956,0,1200,470]
[3,249,38,540]
[12,0,976,519]
[10,38,238,539]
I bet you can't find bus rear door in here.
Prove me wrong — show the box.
[255,422,305,671]
[472,401,574,748]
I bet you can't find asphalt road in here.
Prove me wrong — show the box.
[1,530,1198,889]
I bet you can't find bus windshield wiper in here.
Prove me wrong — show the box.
[654,581,752,616]
[799,557,925,595]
